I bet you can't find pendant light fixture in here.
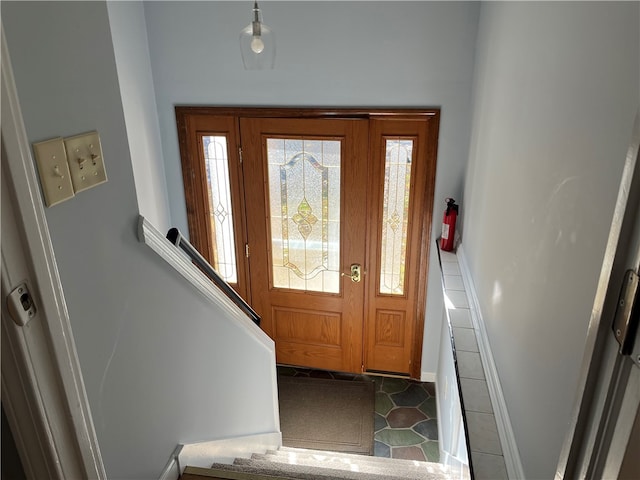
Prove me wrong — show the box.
[239,1,275,70]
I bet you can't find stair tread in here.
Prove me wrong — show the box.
[210,461,391,480]
[272,446,442,468]
[185,464,300,479]
[251,452,443,476]
[189,446,453,480]
[231,457,450,480]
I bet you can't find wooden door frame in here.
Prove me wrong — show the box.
[175,106,440,378]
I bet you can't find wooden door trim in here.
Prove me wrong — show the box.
[176,106,439,120]
[412,115,440,378]
[175,107,441,379]
[176,113,216,262]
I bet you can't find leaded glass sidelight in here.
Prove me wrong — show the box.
[380,138,415,295]
[202,135,238,283]
[267,138,341,293]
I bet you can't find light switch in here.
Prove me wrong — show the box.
[64,131,108,193]
[33,137,75,207]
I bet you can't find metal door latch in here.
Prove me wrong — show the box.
[7,283,36,326]
[341,264,362,283]
[612,270,639,356]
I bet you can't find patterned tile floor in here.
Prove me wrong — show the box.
[277,366,439,463]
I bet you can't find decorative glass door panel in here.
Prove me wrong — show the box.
[380,138,415,296]
[202,135,238,283]
[266,138,341,293]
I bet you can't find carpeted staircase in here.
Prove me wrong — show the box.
[180,446,452,480]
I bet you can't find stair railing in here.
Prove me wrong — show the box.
[166,227,261,327]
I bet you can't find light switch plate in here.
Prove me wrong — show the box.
[33,137,75,207]
[64,131,107,193]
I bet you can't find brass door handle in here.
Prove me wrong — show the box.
[341,263,362,283]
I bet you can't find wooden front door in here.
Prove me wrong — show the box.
[241,117,369,373]
[176,108,439,378]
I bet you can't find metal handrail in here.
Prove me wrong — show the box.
[166,228,261,326]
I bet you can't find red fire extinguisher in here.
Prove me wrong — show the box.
[440,198,458,252]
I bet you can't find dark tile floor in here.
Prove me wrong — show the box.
[277,366,439,463]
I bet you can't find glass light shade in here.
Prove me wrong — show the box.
[239,4,275,70]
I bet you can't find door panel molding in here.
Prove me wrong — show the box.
[273,307,343,347]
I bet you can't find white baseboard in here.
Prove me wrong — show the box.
[178,432,282,471]
[421,371,437,382]
[457,245,525,480]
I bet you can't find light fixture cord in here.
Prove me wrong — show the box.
[252,1,262,36]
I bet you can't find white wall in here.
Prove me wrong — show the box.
[143,1,480,376]
[461,2,639,478]
[107,1,171,233]
[2,2,279,479]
